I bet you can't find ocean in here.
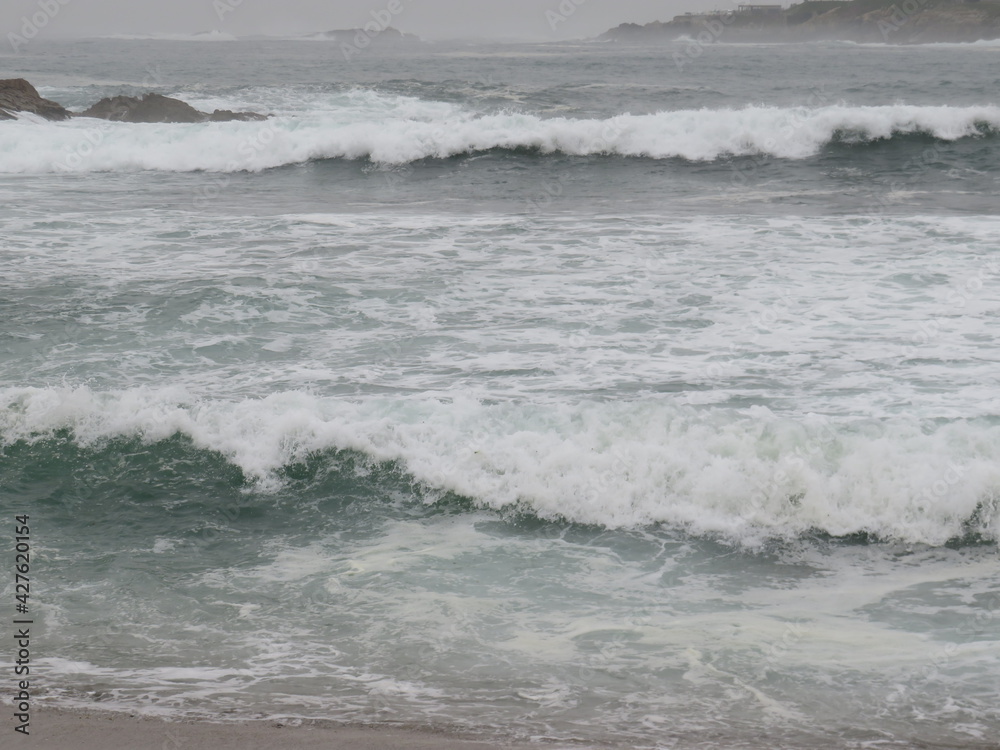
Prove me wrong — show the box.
[1,36,999,749]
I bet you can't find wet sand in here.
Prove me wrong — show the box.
[19,707,602,750]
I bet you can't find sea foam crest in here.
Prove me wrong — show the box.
[1,101,998,173]
[2,386,998,546]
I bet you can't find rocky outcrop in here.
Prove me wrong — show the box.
[80,93,204,123]
[599,22,677,42]
[599,0,1000,44]
[312,26,420,43]
[207,108,268,122]
[79,93,268,123]
[0,82,268,124]
[0,78,72,121]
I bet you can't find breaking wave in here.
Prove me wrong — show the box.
[1,98,998,173]
[3,386,999,546]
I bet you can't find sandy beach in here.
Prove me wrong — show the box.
[18,707,601,750]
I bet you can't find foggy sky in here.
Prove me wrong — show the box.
[5,0,733,41]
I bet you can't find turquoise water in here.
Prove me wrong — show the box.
[1,38,999,748]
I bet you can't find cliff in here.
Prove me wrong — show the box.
[599,0,1000,44]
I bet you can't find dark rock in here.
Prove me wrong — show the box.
[209,109,269,122]
[1,80,269,125]
[314,26,421,43]
[79,93,268,124]
[80,93,206,123]
[0,78,72,121]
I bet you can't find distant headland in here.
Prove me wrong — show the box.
[599,0,1000,44]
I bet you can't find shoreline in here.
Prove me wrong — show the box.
[20,706,608,750]
[20,706,994,750]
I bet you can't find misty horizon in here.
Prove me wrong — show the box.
[3,0,744,42]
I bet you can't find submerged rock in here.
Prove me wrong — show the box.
[0,78,73,121]
[207,108,269,122]
[79,93,267,123]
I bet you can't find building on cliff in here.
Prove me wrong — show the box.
[671,3,788,26]
[737,4,785,14]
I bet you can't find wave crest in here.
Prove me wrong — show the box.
[1,101,998,173]
[3,386,999,546]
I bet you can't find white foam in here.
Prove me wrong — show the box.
[2,100,998,173]
[836,38,1000,49]
[2,385,998,545]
